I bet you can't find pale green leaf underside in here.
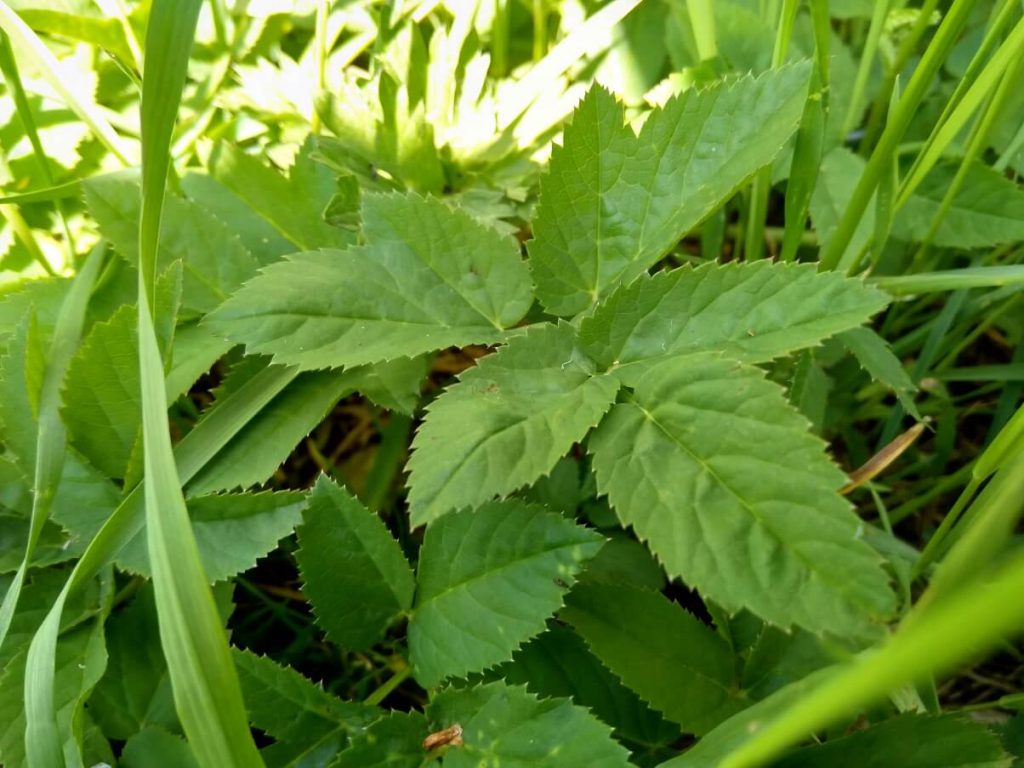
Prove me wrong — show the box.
[407,323,620,526]
[116,490,306,582]
[589,354,896,637]
[409,501,603,687]
[205,192,533,370]
[297,476,415,651]
[529,62,811,316]
[427,682,631,768]
[562,582,741,735]
[578,262,889,382]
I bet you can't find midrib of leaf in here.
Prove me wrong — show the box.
[631,392,877,616]
[417,537,592,609]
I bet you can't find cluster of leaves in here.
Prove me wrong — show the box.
[1,1,1024,767]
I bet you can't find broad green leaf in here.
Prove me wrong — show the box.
[61,264,182,479]
[739,624,837,702]
[180,172,295,266]
[892,161,1024,248]
[297,476,415,650]
[427,682,631,768]
[233,650,377,748]
[0,623,107,768]
[330,711,430,768]
[577,262,889,382]
[15,9,135,65]
[774,715,1011,767]
[84,171,259,314]
[528,63,811,316]
[407,323,620,526]
[207,138,354,251]
[408,501,603,687]
[500,624,680,754]
[838,327,920,419]
[121,727,200,768]
[589,354,896,637]
[186,357,424,495]
[578,533,667,592]
[788,350,831,433]
[165,322,234,400]
[205,192,533,370]
[561,582,741,735]
[117,491,306,581]
[89,586,177,740]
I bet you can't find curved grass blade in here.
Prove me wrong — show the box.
[25,364,298,766]
[135,1,262,764]
[0,243,105,658]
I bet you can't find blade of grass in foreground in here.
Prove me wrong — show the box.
[0,243,105,657]
[718,543,1024,768]
[136,1,262,764]
[25,362,299,766]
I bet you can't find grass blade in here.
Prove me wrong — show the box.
[0,243,104,657]
[872,266,1024,294]
[720,544,1024,768]
[135,1,262,764]
[0,1,134,165]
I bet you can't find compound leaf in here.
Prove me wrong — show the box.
[427,682,631,768]
[297,476,415,650]
[529,63,811,316]
[588,354,896,638]
[205,192,533,370]
[408,501,603,687]
[578,262,888,383]
[407,323,619,526]
[561,582,742,735]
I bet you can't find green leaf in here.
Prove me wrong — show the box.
[577,262,889,382]
[297,476,415,650]
[233,650,377,748]
[838,327,920,419]
[180,172,295,266]
[500,625,680,754]
[186,357,423,495]
[427,682,631,768]
[893,162,1024,248]
[207,138,355,251]
[89,585,177,740]
[588,354,896,637]
[528,63,811,316]
[329,711,431,768]
[84,171,259,314]
[788,350,831,433]
[120,727,200,768]
[408,501,603,687]
[0,623,107,768]
[561,582,741,735]
[133,2,263,765]
[810,147,875,265]
[205,192,533,370]
[407,323,620,526]
[116,490,306,582]
[774,715,1011,767]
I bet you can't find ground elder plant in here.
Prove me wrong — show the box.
[1,0,1024,767]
